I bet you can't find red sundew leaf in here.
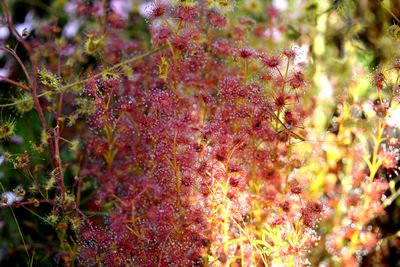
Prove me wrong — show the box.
[150,25,172,45]
[266,107,306,142]
[260,54,281,68]
[207,10,227,27]
[150,4,167,19]
[107,12,126,28]
[172,6,198,23]
[212,40,233,57]
[289,71,306,91]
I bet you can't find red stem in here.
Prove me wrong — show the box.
[54,127,66,205]
[0,75,30,91]
[3,4,57,165]
[0,199,53,209]
[2,3,62,204]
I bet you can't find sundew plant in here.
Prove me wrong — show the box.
[1,0,400,266]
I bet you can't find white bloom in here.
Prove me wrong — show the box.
[63,19,81,38]
[15,11,35,37]
[272,0,288,11]
[387,107,400,128]
[263,27,283,42]
[319,75,333,99]
[288,168,298,182]
[292,44,309,65]
[0,191,23,206]
[139,0,170,18]
[64,1,77,13]
[0,26,9,40]
[139,2,156,18]
[111,0,133,19]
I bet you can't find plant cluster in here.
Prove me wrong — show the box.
[0,0,399,267]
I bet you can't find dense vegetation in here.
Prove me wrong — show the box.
[0,0,400,266]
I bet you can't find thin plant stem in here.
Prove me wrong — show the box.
[0,181,30,259]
